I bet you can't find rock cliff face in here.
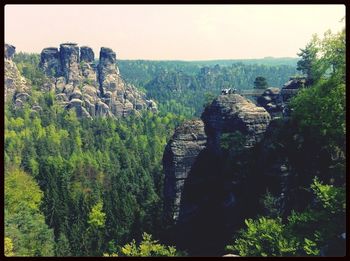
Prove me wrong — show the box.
[257,87,282,118]
[202,94,271,150]
[163,120,207,221]
[4,44,29,104]
[40,47,61,76]
[59,43,82,84]
[80,46,94,62]
[37,43,157,118]
[164,93,271,224]
[280,77,306,103]
[5,42,156,118]
[163,93,272,255]
[5,44,16,60]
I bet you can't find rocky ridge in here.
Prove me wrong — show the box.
[163,120,207,221]
[4,44,30,105]
[39,43,157,118]
[4,43,157,118]
[162,75,311,255]
[164,93,271,224]
[162,93,275,255]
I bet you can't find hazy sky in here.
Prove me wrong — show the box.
[5,5,345,60]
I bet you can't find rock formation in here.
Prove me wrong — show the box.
[4,42,156,118]
[80,46,94,62]
[255,78,307,119]
[280,77,306,103]
[4,44,29,104]
[5,44,16,60]
[40,47,61,76]
[202,93,271,150]
[257,87,282,118]
[164,93,271,224]
[37,43,157,118]
[163,93,272,255]
[163,120,207,221]
[59,43,82,85]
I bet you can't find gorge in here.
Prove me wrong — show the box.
[4,30,345,256]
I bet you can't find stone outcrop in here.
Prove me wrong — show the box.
[5,44,16,60]
[97,47,120,94]
[59,43,82,85]
[257,87,282,118]
[202,94,271,150]
[255,78,307,119]
[4,43,156,118]
[163,93,272,255]
[4,44,29,103]
[36,43,157,118]
[280,77,306,103]
[164,93,271,224]
[163,120,207,221]
[80,46,94,62]
[39,47,61,76]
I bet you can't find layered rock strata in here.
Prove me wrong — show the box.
[257,87,283,118]
[202,94,271,150]
[163,120,207,221]
[4,44,30,104]
[37,43,157,118]
[164,93,271,223]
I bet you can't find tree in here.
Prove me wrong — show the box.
[104,232,184,257]
[226,177,346,257]
[297,41,318,86]
[290,28,346,164]
[55,232,72,256]
[5,168,55,256]
[226,217,298,257]
[5,237,15,256]
[254,76,268,89]
[88,202,106,229]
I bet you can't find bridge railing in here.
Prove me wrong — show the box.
[236,89,266,96]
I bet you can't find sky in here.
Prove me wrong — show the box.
[4,5,345,60]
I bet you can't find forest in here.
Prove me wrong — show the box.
[4,27,345,257]
[118,59,298,117]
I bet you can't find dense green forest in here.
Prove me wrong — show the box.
[4,96,185,255]
[4,28,345,257]
[118,57,299,88]
[118,59,298,117]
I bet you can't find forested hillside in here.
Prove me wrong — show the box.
[4,27,345,257]
[118,59,298,117]
[5,98,185,255]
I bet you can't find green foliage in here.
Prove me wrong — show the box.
[290,28,346,184]
[55,233,72,256]
[13,52,47,89]
[227,28,345,257]
[260,189,281,218]
[297,41,318,85]
[5,237,15,257]
[5,90,184,256]
[118,233,181,257]
[311,177,345,214]
[88,202,106,228]
[253,76,268,89]
[203,91,216,108]
[220,131,246,152]
[228,177,346,257]
[5,168,55,256]
[118,59,297,117]
[226,217,297,256]
[290,80,345,150]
